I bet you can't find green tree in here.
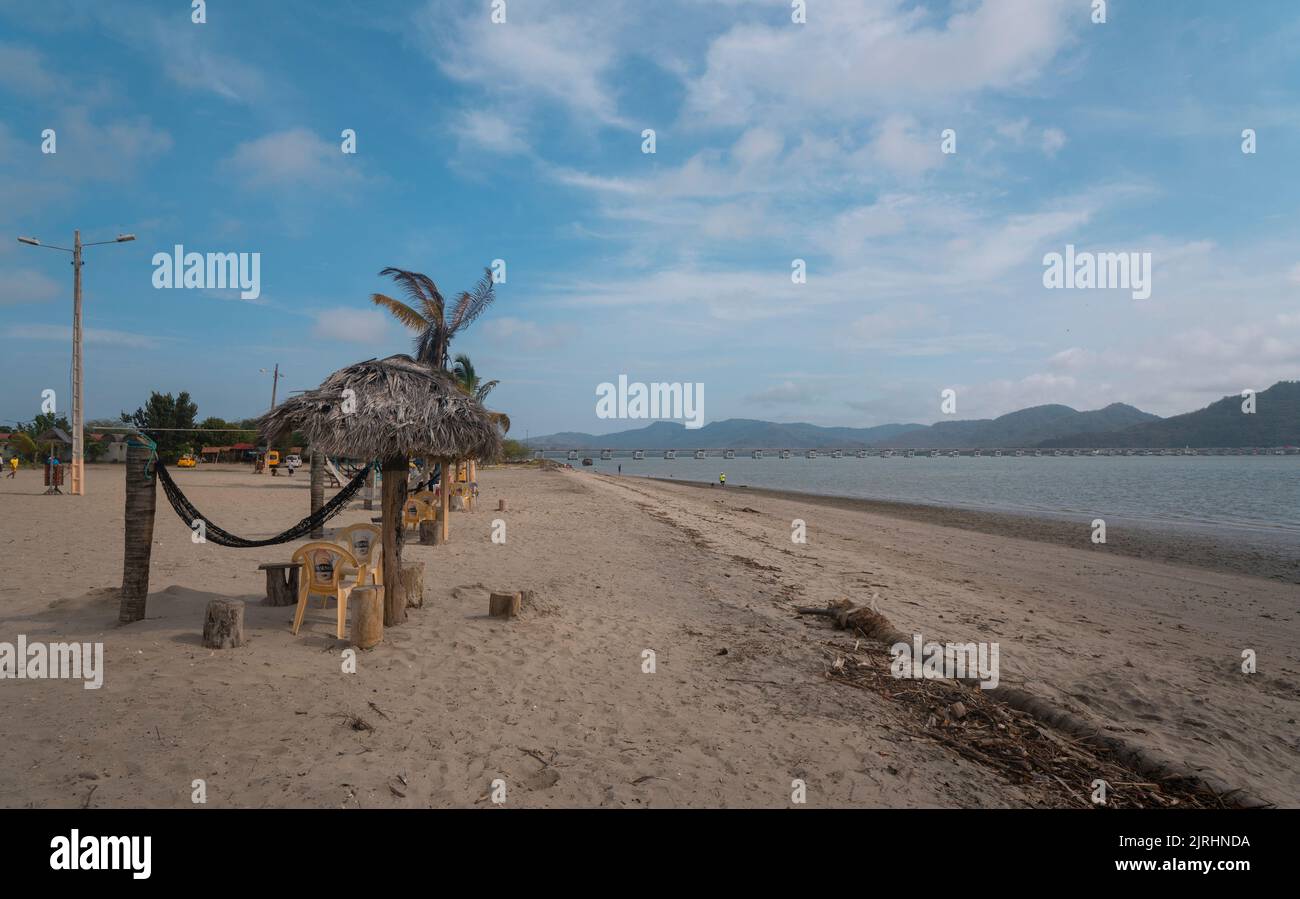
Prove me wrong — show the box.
[9,432,37,462]
[121,391,199,463]
[451,353,511,433]
[371,267,497,369]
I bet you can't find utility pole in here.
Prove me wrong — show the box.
[263,364,284,410]
[17,230,135,497]
[71,230,83,496]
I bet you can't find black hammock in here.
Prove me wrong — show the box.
[154,461,371,548]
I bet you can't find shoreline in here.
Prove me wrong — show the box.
[643,476,1300,585]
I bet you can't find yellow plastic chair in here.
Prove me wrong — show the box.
[402,496,435,529]
[337,523,383,586]
[290,542,365,639]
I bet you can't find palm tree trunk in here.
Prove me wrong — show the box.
[119,443,157,623]
[380,456,408,626]
[309,451,324,538]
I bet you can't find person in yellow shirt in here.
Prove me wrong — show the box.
[719,472,726,487]
[6,456,18,478]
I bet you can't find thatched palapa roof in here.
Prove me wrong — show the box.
[259,354,503,461]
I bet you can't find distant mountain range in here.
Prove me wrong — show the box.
[1041,381,1300,448]
[525,381,1299,450]
[872,402,1157,449]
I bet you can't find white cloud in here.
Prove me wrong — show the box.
[224,129,364,191]
[746,380,821,406]
[477,317,576,351]
[0,43,65,95]
[312,308,390,344]
[451,110,530,155]
[418,0,628,126]
[6,323,161,349]
[0,269,61,305]
[1041,127,1067,156]
[685,0,1074,126]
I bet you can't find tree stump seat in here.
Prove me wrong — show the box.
[257,561,303,607]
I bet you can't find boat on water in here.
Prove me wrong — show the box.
[856,450,867,458]
[600,449,613,460]
[567,450,578,461]
[695,449,706,459]
[664,450,676,460]
[931,450,940,458]
[633,450,645,460]
[806,450,817,459]
[780,449,791,459]
[831,450,843,459]
[581,457,593,466]
[882,449,893,458]
[724,449,736,459]
[752,450,764,459]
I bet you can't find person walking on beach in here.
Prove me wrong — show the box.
[618,464,622,474]
[6,455,17,478]
[719,472,726,487]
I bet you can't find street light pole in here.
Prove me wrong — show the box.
[71,230,84,496]
[17,230,134,497]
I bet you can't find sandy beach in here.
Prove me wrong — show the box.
[0,463,1295,808]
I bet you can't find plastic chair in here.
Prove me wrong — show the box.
[402,496,435,529]
[337,523,383,585]
[290,542,365,639]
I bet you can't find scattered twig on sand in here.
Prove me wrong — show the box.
[81,784,98,809]
[796,599,1238,810]
[367,701,391,720]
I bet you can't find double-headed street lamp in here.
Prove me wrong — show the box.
[17,230,136,496]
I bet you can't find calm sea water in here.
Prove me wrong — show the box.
[561,454,1300,550]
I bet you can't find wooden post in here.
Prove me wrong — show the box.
[309,451,325,538]
[119,442,157,624]
[497,499,506,512]
[468,459,476,510]
[380,457,408,626]
[363,465,375,511]
[489,591,521,618]
[202,598,245,649]
[399,561,425,608]
[350,586,383,648]
[440,458,451,543]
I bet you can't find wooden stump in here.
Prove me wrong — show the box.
[259,563,300,606]
[350,586,383,648]
[489,591,521,618]
[399,562,426,608]
[418,519,439,546]
[119,443,157,624]
[497,499,507,512]
[202,598,245,649]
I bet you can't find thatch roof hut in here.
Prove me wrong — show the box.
[259,354,502,463]
[259,354,503,626]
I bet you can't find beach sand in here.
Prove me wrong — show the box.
[0,464,1295,808]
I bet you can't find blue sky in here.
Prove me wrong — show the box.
[2,0,1298,437]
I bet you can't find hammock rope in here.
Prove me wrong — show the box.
[153,459,371,548]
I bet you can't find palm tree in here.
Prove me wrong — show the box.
[452,353,511,433]
[371,267,496,370]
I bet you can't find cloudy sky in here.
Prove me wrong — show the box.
[1,0,1298,436]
